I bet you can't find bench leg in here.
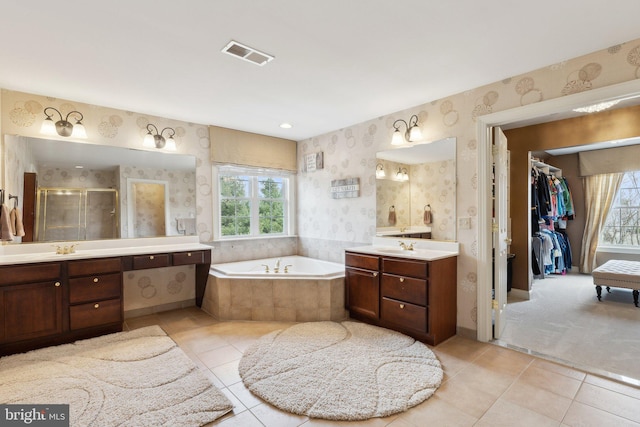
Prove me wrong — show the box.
[596,285,602,301]
[634,290,639,307]
[606,286,611,293]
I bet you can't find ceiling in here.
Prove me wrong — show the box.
[2,1,640,141]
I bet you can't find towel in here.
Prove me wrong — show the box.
[10,207,25,237]
[1,204,14,241]
[423,208,432,225]
[388,206,396,225]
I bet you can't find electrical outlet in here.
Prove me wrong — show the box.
[459,217,471,230]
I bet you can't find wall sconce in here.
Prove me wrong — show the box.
[40,107,87,138]
[396,167,409,181]
[391,114,422,146]
[143,124,177,151]
[375,163,386,179]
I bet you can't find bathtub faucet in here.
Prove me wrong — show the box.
[261,264,270,273]
[284,264,292,273]
[274,258,282,273]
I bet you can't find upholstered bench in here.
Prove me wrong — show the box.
[592,260,640,307]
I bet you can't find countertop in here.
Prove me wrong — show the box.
[346,245,458,261]
[0,236,212,266]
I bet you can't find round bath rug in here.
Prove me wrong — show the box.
[238,321,443,420]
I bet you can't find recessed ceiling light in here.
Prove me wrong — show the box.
[280,123,292,129]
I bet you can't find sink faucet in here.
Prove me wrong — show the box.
[398,241,415,251]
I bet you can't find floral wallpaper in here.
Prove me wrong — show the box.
[3,37,640,332]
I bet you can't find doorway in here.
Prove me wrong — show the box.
[476,79,640,343]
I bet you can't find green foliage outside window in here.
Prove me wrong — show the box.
[219,174,286,237]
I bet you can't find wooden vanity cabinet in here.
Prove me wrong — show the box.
[0,262,63,345]
[345,253,380,320]
[345,250,457,346]
[67,257,123,331]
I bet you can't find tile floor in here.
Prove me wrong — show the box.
[124,307,640,426]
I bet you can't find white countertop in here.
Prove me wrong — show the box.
[0,236,212,266]
[347,245,457,261]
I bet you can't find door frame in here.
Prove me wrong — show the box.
[476,79,640,342]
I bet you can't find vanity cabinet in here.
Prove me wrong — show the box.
[0,262,63,345]
[345,250,457,345]
[67,257,123,331]
[345,253,380,320]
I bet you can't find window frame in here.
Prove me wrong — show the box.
[213,165,295,240]
[599,170,640,250]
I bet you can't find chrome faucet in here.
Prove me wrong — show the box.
[274,258,282,273]
[398,241,415,251]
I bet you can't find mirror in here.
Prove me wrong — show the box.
[4,136,196,243]
[376,137,456,240]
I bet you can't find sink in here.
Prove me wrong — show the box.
[374,247,410,254]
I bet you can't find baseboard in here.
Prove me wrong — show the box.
[456,326,477,341]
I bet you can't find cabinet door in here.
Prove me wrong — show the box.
[345,267,379,319]
[1,280,63,343]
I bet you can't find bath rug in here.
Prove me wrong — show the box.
[239,321,442,420]
[0,325,233,426]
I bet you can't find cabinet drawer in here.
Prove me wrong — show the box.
[70,298,122,330]
[132,254,170,270]
[382,258,428,279]
[381,274,427,306]
[69,273,121,304]
[345,252,379,271]
[381,297,427,333]
[173,250,205,265]
[0,263,61,286]
[68,257,122,277]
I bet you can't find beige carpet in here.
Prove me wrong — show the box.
[239,321,443,421]
[502,271,640,381]
[0,326,233,426]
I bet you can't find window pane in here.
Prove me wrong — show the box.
[601,171,640,246]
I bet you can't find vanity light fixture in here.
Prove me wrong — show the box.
[143,124,177,151]
[376,163,386,178]
[41,107,87,138]
[391,114,422,146]
[396,167,409,181]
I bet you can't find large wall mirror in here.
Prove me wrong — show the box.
[376,137,456,241]
[3,135,196,243]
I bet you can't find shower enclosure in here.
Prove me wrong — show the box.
[35,187,119,241]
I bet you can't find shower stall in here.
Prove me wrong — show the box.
[35,187,119,241]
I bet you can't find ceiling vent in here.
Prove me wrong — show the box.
[221,40,274,66]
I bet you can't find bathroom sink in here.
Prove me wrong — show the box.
[374,247,410,254]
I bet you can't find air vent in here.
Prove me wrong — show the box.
[221,40,274,66]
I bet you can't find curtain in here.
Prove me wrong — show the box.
[579,173,624,273]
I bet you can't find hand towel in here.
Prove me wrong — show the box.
[10,207,25,237]
[1,204,14,241]
[388,206,396,225]
[423,208,432,225]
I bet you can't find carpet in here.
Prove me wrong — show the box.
[238,321,443,420]
[0,326,233,426]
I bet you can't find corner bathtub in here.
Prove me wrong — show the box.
[203,256,348,322]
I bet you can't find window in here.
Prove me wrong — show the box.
[217,167,292,239]
[600,171,640,246]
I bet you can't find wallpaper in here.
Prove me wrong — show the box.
[3,37,640,331]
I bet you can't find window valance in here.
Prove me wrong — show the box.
[209,125,297,172]
[579,144,640,176]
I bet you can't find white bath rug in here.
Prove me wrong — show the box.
[0,325,233,426]
[238,321,443,420]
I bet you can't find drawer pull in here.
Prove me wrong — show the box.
[54,282,61,287]
[399,277,405,283]
[400,304,405,309]
[94,303,100,309]
[373,272,378,277]
[187,252,192,257]
[93,278,99,283]
[149,255,155,260]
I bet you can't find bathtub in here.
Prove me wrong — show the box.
[204,256,347,322]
